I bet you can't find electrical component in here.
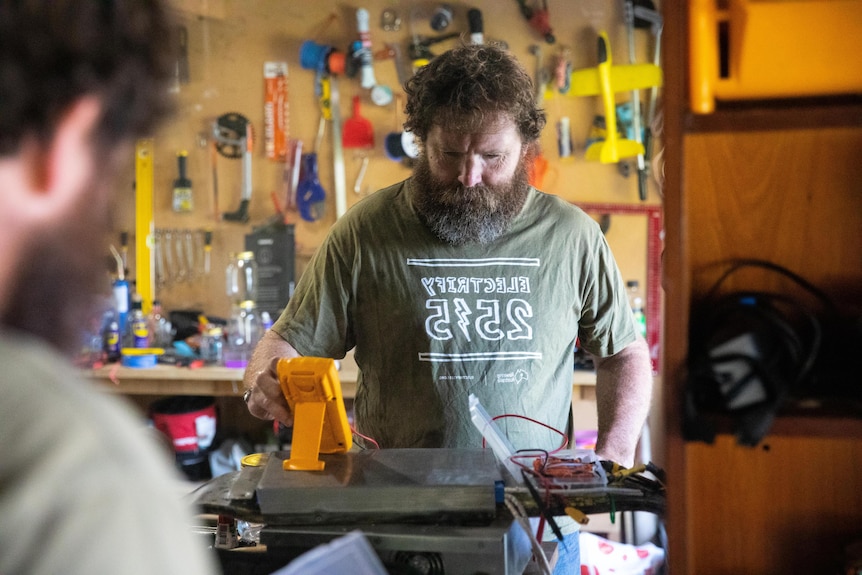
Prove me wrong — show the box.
[685,259,832,446]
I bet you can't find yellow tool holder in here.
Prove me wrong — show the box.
[690,0,862,114]
[135,139,155,314]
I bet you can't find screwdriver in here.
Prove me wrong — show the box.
[203,229,212,275]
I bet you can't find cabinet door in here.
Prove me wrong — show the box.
[683,127,862,305]
[684,434,862,574]
[677,126,862,574]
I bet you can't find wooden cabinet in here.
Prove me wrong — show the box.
[661,2,862,573]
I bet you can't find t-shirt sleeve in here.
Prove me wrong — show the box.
[575,230,638,357]
[272,220,356,359]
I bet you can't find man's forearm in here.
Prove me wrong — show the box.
[592,337,653,467]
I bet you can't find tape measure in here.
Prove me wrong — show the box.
[576,202,663,373]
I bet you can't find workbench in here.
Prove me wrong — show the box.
[84,350,598,401]
[84,357,636,544]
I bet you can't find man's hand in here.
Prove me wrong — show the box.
[241,330,300,426]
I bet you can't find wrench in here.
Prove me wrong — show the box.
[528,44,547,105]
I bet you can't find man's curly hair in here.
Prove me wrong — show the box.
[403,43,546,144]
[0,0,174,157]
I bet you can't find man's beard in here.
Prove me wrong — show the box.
[411,154,531,246]
[2,182,113,356]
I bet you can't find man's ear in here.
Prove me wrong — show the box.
[26,97,102,217]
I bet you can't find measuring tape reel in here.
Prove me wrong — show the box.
[213,112,251,158]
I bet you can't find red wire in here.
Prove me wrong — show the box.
[481,413,569,454]
[351,425,380,449]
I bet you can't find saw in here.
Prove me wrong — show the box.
[212,112,254,223]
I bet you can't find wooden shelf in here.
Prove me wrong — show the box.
[772,398,862,437]
[86,358,596,400]
[685,95,862,133]
[85,363,360,399]
[692,400,862,442]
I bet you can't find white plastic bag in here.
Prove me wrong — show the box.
[579,531,665,575]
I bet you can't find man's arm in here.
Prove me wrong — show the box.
[591,336,653,467]
[242,329,301,425]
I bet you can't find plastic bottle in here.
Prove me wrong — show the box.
[200,324,224,365]
[147,299,172,348]
[223,301,262,368]
[626,280,647,339]
[260,311,273,332]
[124,294,149,348]
[225,251,258,306]
[103,309,121,362]
[112,277,130,335]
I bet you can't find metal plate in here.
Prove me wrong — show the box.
[256,448,501,525]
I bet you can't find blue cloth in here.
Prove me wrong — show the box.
[552,531,581,575]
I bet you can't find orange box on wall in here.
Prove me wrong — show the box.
[264,61,289,161]
[689,0,862,114]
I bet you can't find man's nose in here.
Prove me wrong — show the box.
[458,157,483,188]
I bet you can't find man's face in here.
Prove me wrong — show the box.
[412,113,532,245]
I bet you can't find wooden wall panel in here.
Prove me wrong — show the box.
[684,434,862,574]
[683,127,862,310]
[113,0,663,320]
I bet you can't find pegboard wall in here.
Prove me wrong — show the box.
[117,0,662,320]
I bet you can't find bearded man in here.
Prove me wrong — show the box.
[242,43,652,573]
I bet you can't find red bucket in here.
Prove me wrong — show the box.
[150,396,217,454]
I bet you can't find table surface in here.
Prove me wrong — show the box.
[85,351,596,398]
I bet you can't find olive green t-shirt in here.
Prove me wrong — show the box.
[274,178,636,450]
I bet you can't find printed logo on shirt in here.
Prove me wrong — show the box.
[408,257,543,364]
[497,368,529,385]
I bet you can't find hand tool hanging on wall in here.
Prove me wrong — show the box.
[299,37,348,219]
[119,231,130,278]
[354,8,376,90]
[343,95,374,149]
[203,229,213,275]
[209,136,220,222]
[515,0,555,44]
[172,150,193,212]
[170,25,190,93]
[634,4,664,189]
[353,8,393,106]
[467,8,484,45]
[623,0,648,201]
[329,76,348,219]
[279,138,303,221]
[343,95,375,195]
[528,44,548,105]
[295,151,327,222]
[407,1,461,72]
[212,112,254,223]
[380,7,401,31]
[376,43,411,90]
[295,76,330,222]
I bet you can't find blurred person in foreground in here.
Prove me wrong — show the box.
[0,1,217,573]
[243,44,653,573]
